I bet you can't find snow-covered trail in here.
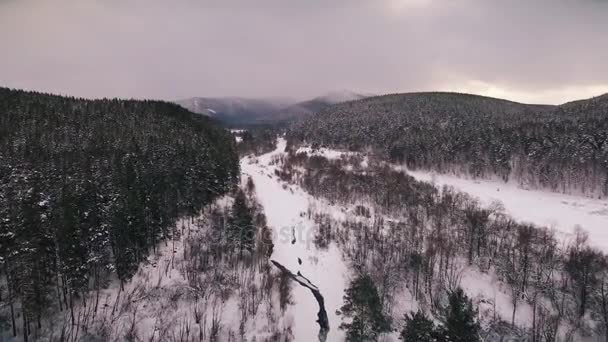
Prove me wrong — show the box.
[241,139,348,342]
[408,170,608,252]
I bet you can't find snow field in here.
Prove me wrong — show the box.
[406,170,608,253]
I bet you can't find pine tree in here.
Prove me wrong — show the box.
[400,311,437,342]
[439,288,481,342]
[340,274,391,341]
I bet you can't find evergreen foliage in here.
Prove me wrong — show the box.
[439,288,481,342]
[0,87,239,339]
[340,273,392,341]
[290,92,608,197]
[399,290,480,342]
[228,189,256,253]
[400,311,437,342]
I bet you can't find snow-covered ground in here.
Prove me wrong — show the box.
[242,139,349,342]
[256,142,529,339]
[295,146,358,160]
[40,213,283,341]
[407,170,608,252]
[230,129,245,143]
[242,141,608,341]
[289,144,608,340]
[24,193,302,342]
[294,145,608,253]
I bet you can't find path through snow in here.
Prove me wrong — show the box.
[241,139,348,342]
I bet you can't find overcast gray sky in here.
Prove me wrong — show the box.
[1,0,607,104]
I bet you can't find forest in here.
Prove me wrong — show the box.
[289,92,608,198]
[3,85,608,341]
[0,88,240,340]
[274,146,608,341]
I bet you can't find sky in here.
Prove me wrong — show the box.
[1,0,607,104]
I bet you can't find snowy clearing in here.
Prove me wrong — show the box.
[295,146,359,160]
[407,170,608,253]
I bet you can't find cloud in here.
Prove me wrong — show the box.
[0,0,606,104]
[442,80,608,105]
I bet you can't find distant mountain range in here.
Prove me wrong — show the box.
[175,90,369,126]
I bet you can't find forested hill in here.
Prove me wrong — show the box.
[289,91,608,197]
[557,92,608,117]
[0,87,239,330]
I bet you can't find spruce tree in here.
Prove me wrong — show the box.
[440,288,481,342]
[340,274,391,341]
[400,311,437,342]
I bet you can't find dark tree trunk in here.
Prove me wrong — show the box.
[23,312,29,342]
[5,263,17,337]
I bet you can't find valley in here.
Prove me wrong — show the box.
[3,1,607,341]
[1,88,607,342]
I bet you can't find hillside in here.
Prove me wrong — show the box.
[280,90,370,117]
[557,92,608,117]
[0,87,240,340]
[289,91,608,197]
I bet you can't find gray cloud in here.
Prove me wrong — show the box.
[0,0,606,104]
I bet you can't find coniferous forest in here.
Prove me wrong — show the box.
[0,88,239,338]
[289,92,608,197]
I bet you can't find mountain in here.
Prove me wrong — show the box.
[290,91,555,147]
[175,90,370,127]
[280,90,370,117]
[289,91,608,197]
[174,96,290,126]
